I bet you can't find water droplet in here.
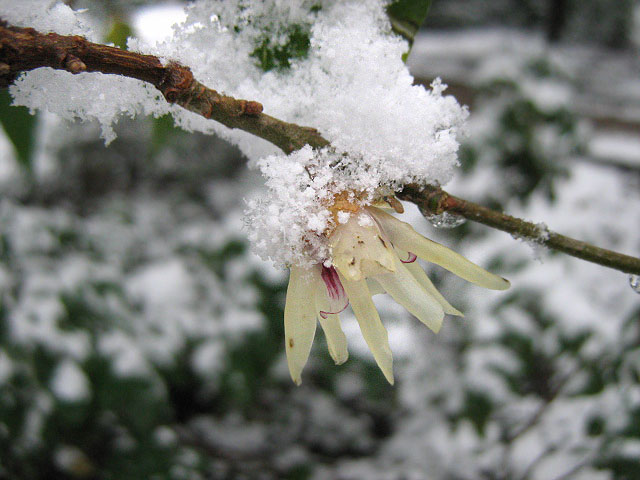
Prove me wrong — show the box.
[420,209,466,229]
[630,275,640,294]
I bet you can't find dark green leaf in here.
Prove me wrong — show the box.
[105,19,134,50]
[386,0,432,59]
[251,25,311,72]
[150,114,181,155]
[0,89,37,171]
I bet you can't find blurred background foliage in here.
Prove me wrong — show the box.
[1,1,639,479]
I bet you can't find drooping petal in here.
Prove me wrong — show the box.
[367,207,510,291]
[366,278,386,296]
[314,268,348,365]
[396,248,463,317]
[284,266,318,385]
[375,255,445,333]
[318,315,348,365]
[338,273,394,384]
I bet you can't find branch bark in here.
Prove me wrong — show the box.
[1,21,639,275]
[399,184,640,275]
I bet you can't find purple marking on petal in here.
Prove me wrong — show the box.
[401,252,417,263]
[321,265,345,301]
[319,301,349,319]
[319,265,349,318]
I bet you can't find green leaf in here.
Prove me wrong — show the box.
[150,114,182,155]
[0,89,37,171]
[250,24,311,72]
[386,0,432,59]
[105,19,134,50]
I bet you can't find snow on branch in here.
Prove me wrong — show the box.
[0,20,638,275]
[0,21,328,153]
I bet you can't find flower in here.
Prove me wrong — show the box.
[284,205,510,385]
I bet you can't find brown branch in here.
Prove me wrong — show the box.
[399,184,640,275]
[0,21,329,154]
[1,21,639,275]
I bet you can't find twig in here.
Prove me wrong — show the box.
[0,22,329,154]
[1,21,639,275]
[399,184,640,275]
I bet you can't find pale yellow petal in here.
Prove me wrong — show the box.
[318,315,348,365]
[314,274,348,365]
[367,207,510,291]
[396,248,464,317]
[366,278,386,296]
[339,273,394,384]
[284,266,318,385]
[375,255,445,333]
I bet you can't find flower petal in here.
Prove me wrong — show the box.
[319,265,349,315]
[284,266,318,385]
[338,273,394,384]
[366,278,386,296]
[396,248,463,317]
[330,212,396,282]
[367,207,510,291]
[318,315,348,365]
[375,255,445,333]
[314,270,348,365]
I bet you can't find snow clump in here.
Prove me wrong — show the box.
[4,0,468,268]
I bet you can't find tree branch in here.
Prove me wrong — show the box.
[399,184,640,275]
[0,21,329,154]
[1,21,639,275]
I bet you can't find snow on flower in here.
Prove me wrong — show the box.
[282,203,510,385]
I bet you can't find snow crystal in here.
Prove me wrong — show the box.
[0,0,96,39]
[11,70,169,145]
[337,211,351,224]
[357,212,374,227]
[50,359,91,402]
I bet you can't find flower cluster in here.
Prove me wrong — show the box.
[284,203,509,385]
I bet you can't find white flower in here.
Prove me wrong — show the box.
[284,205,510,385]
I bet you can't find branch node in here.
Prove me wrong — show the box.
[158,62,194,103]
[243,100,263,116]
[63,54,86,74]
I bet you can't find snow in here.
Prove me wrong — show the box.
[0,0,96,39]
[589,132,640,168]
[50,359,91,402]
[5,0,467,268]
[133,3,187,44]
